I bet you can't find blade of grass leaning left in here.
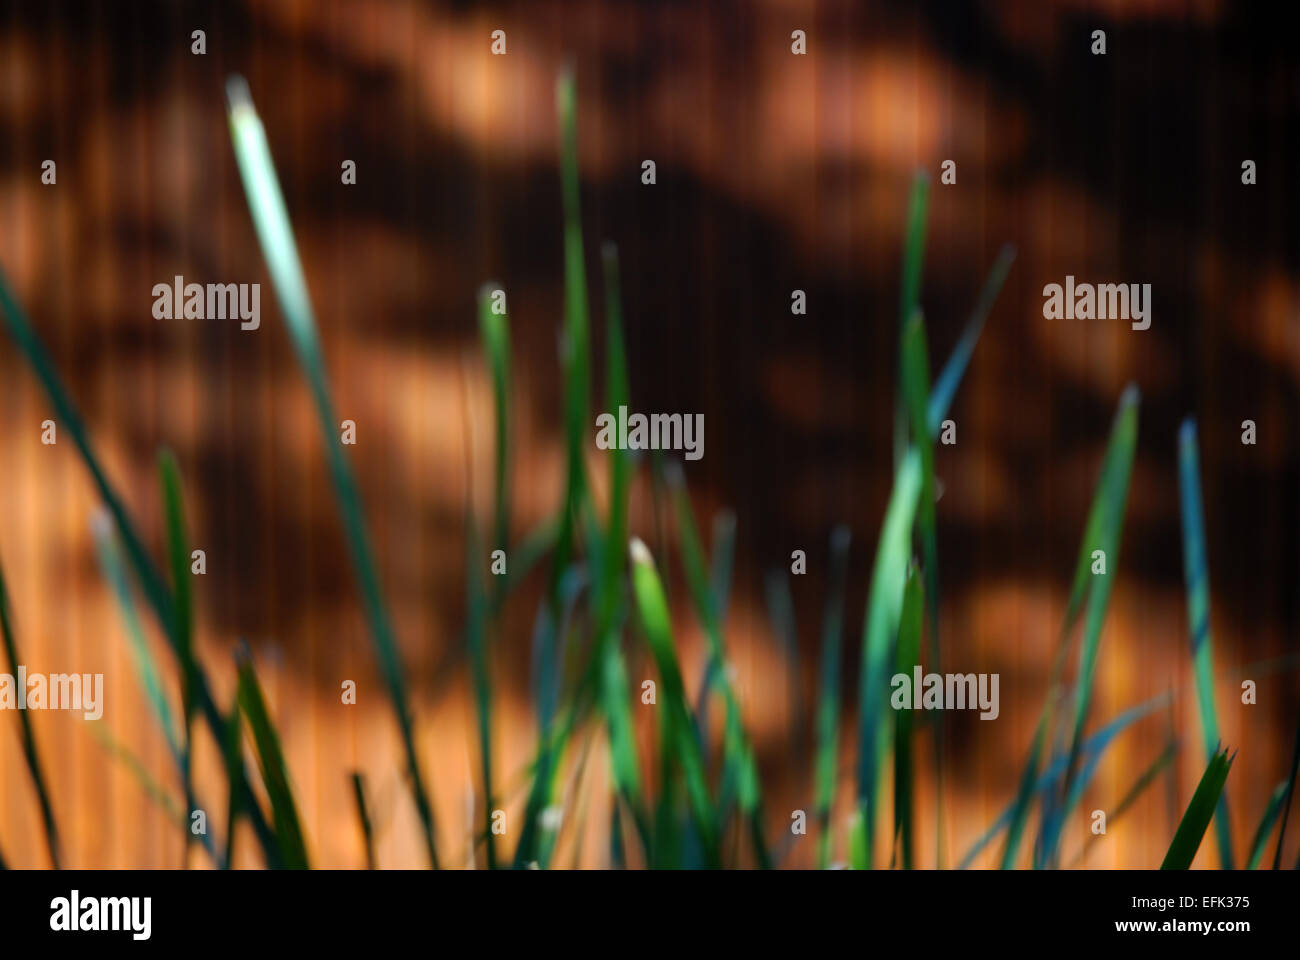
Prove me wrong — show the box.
[159,450,201,867]
[0,549,62,867]
[225,76,439,868]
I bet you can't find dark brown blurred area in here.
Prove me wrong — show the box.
[1,0,1297,868]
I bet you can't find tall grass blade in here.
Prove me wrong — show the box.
[478,283,512,562]
[1046,385,1139,866]
[1161,746,1234,870]
[1177,419,1233,868]
[596,243,645,830]
[235,646,310,869]
[854,449,922,869]
[629,537,720,866]
[159,450,200,865]
[225,76,438,868]
[0,550,61,868]
[815,526,851,868]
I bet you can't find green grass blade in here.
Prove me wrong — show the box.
[1027,388,1138,868]
[629,537,720,866]
[893,566,924,869]
[0,549,62,868]
[1161,746,1234,870]
[1177,418,1233,868]
[235,646,310,869]
[854,449,922,869]
[351,772,378,870]
[478,283,512,563]
[1246,781,1287,869]
[926,244,1017,434]
[1059,386,1140,792]
[225,76,438,868]
[0,274,174,636]
[595,243,645,824]
[158,450,201,865]
[815,525,851,868]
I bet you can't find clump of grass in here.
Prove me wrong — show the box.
[3,64,1297,873]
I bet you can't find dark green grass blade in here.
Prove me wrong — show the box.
[1177,419,1233,868]
[478,283,512,562]
[159,450,200,865]
[226,76,437,868]
[630,537,720,866]
[854,449,922,869]
[0,550,62,868]
[1245,781,1287,869]
[926,244,1017,434]
[235,646,310,870]
[893,567,924,869]
[351,772,378,870]
[1162,746,1234,870]
[893,173,930,469]
[815,525,851,868]
[0,274,174,639]
[1068,737,1179,867]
